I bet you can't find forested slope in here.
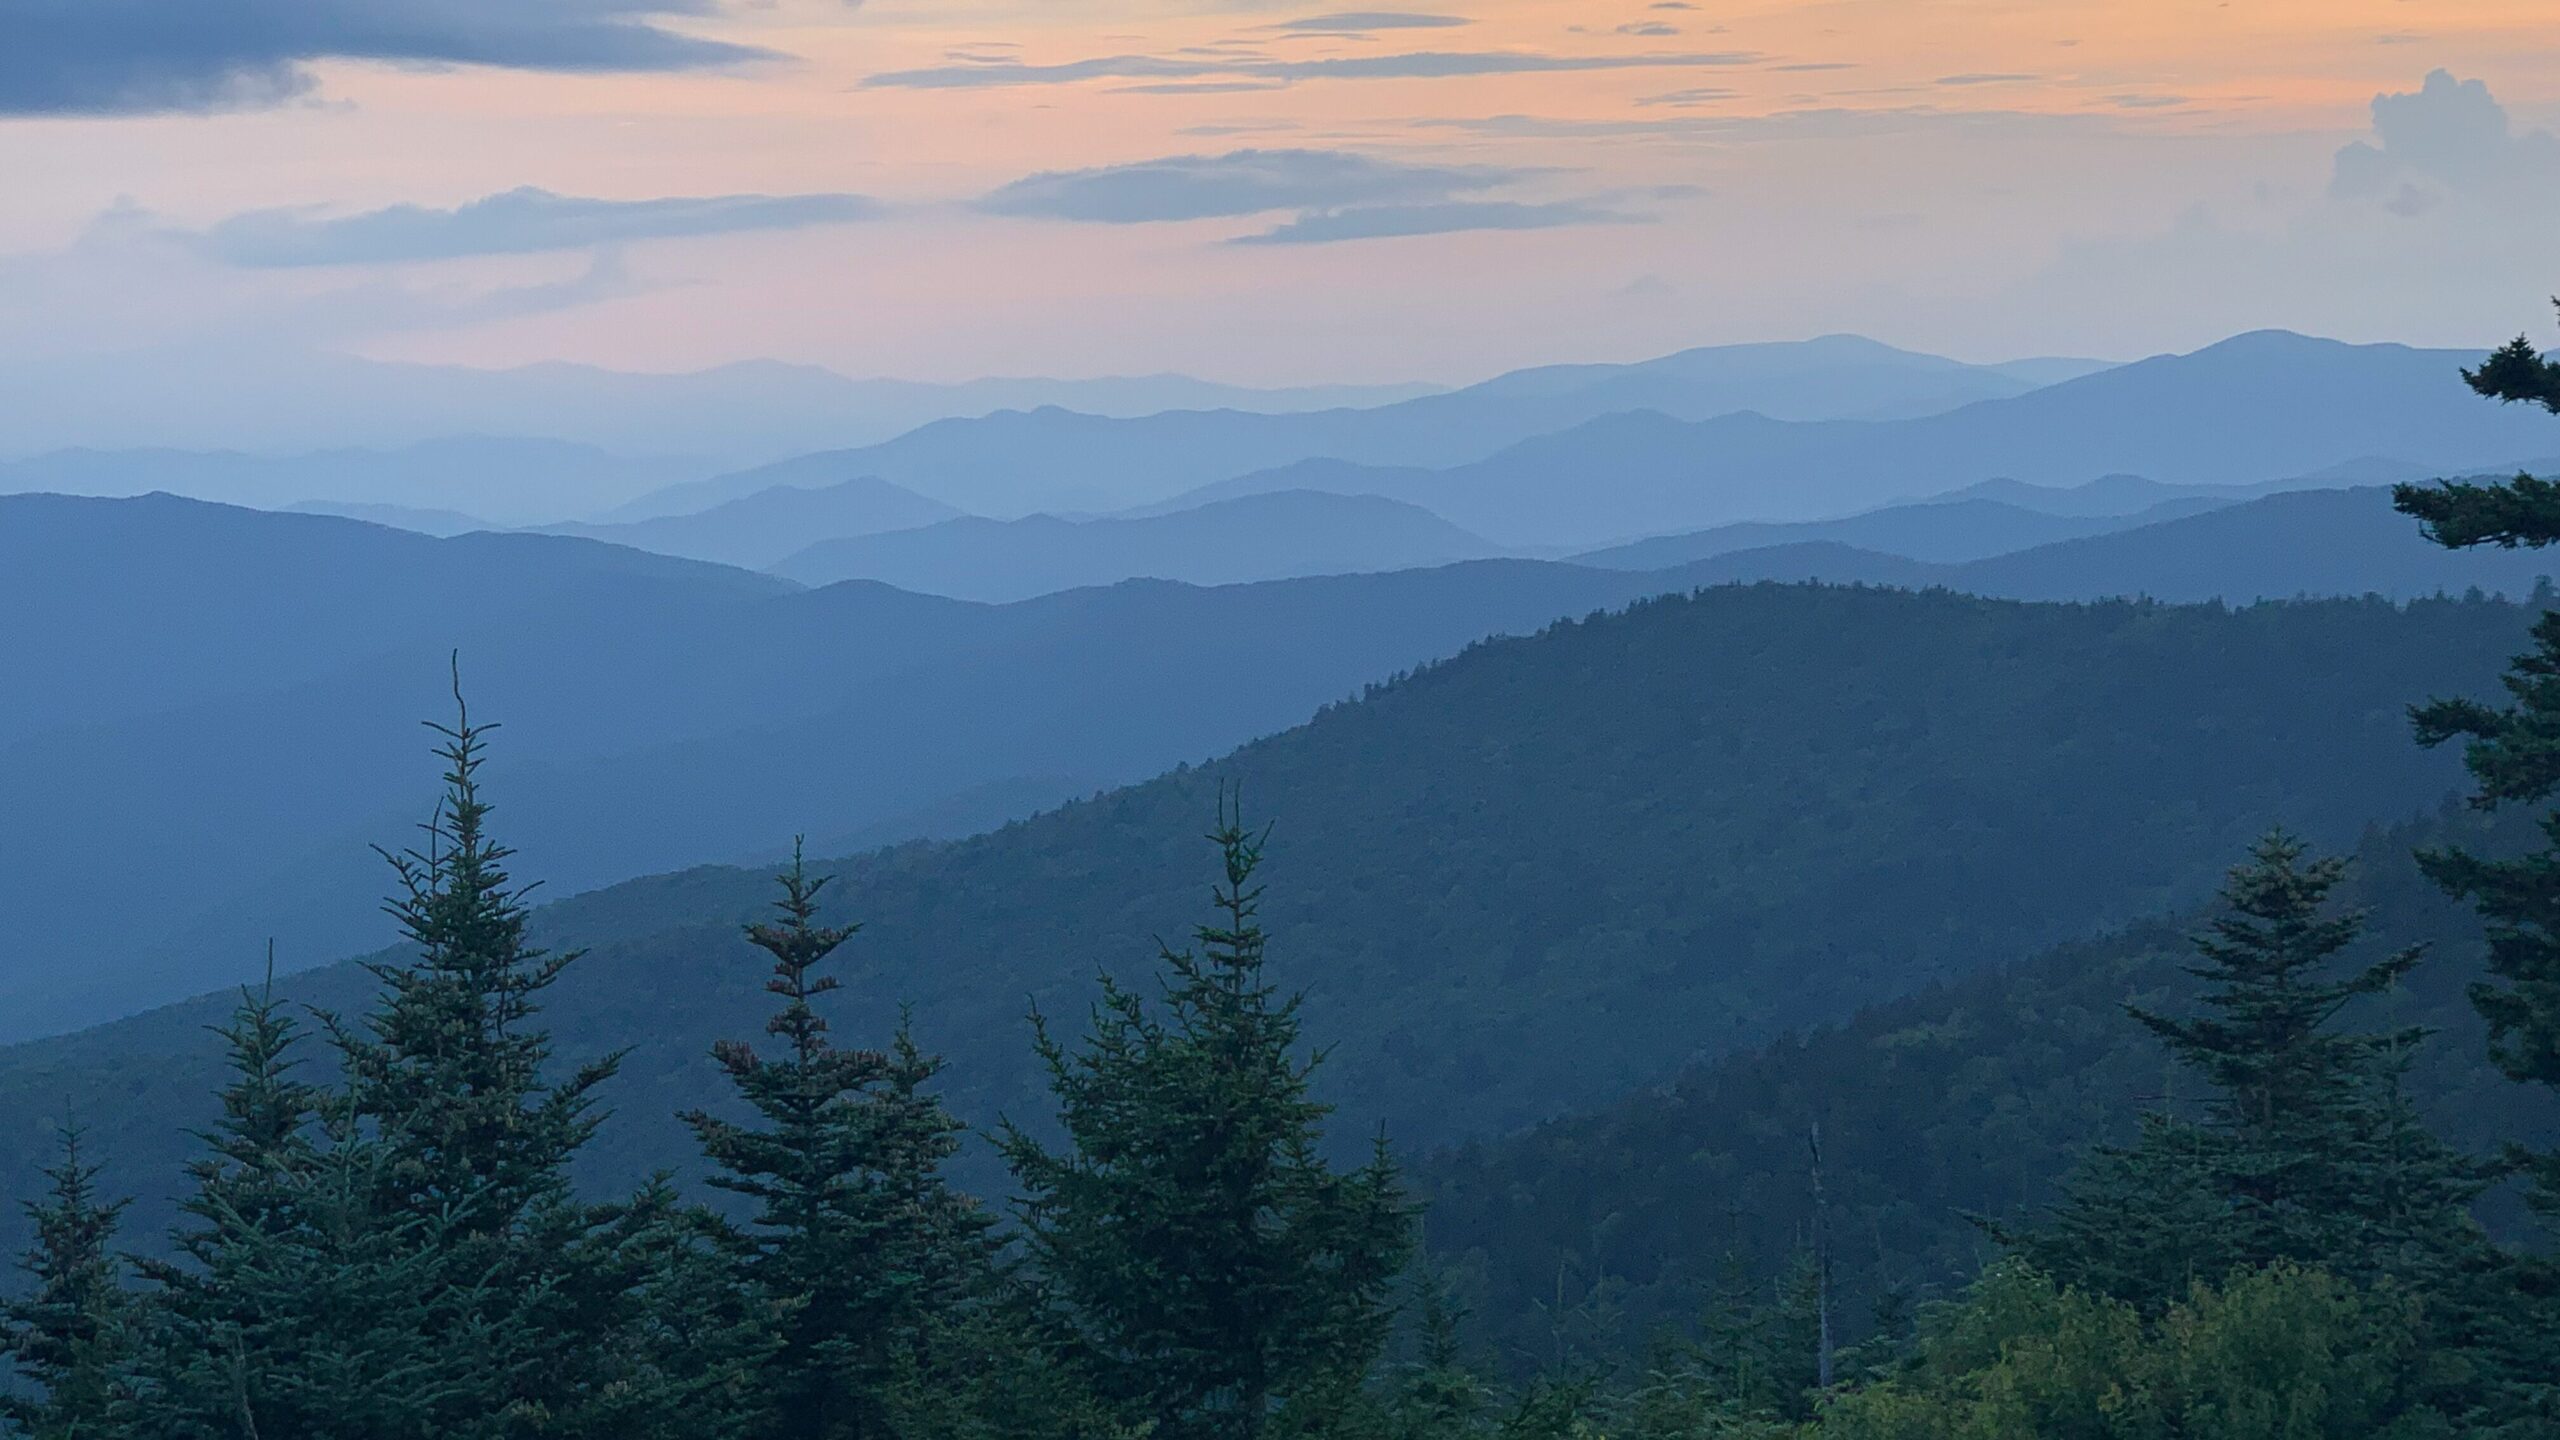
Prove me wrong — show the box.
[1418,805,2560,1365]
[0,583,2529,1255]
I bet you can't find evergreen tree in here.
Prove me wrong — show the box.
[0,1127,134,1439]
[2394,306,2560,1221]
[684,847,999,1440]
[1000,800,1415,1440]
[2022,834,2491,1307]
[323,683,627,1435]
[540,1179,774,1440]
[339,688,615,1229]
[137,971,325,1436]
[2007,1112,2232,1315]
[157,1091,518,1440]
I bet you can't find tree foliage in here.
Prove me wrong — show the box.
[1002,801,1414,1440]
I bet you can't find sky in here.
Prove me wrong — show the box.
[5,0,2560,386]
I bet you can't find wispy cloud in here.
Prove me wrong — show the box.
[1234,199,1642,244]
[864,48,1761,91]
[1416,106,2114,142]
[980,149,1526,223]
[0,0,779,117]
[181,186,884,267]
[1263,12,1473,33]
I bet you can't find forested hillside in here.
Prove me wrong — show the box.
[1419,804,2559,1366]
[0,583,2524,1254]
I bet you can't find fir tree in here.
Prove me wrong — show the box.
[541,1179,775,1440]
[339,684,615,1227]
[2013,1112,2233,1309]
[2393,306,2560,1223]
[1000,799,1415,1440]
[2022,834,2491,1307]
[0,1126,135,1439]
[323,680,626,1435]
[684,846,998,1440]
[2395,304,2560,549]
[136,968,324,1436]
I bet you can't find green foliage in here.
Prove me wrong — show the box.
[314,692,640,1435]
[1002,802,1415,1440]
[683,848,1004,1439]
[2394,309,2560,547]
[336,692,617,1228]
[2404,603,2560,1225]
[1816,1262,2451,1440]
[1415,805,2550,1370]
[0,1127,135,1438]
[2021,834,2494,1309]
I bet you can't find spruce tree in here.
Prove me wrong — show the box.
[2009,1111,2234,1314]
[324,682,626,1434]
[339,688,615,1227]
[2023,834,2491,1308]
[1000,800,1414,1440]
[684,846,998,1440]
[2393,305,2560,1222]
[137,970,324,1436]
[136,968,557,1440]
[0,1125,135,1439]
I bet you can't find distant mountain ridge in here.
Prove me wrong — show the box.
[0,345,1441,466]
[0,494,1710,1038]
[540,477,966,569]
[0,439,712,528]
[1662,486,2560,601]
[1174,332,2560,546]
[770,490,1504,600]
[1573,495,2235,569]
[610,335,2100,520]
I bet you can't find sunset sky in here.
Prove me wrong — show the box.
[7,0,2560,384]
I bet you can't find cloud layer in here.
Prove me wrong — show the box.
[866,48,1758,91]
[1236,199,1638,244]
[185,187,883,267]
[0,0,771,116]
[1264,12,1472,34]
[979,149,1524,223]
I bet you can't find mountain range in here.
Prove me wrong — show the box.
[0,345,1438,466]
[540,477,967,569]
[14,474,2556,1038]
[0,438,713,528]
[0,581,2525,1260]
[605,335,2116,520]
[769,490,1503,600]
[0,493,1709,1039]
[1572,495,2236,569]
[1662,486,2560,602]
[1170,332,2560,546]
